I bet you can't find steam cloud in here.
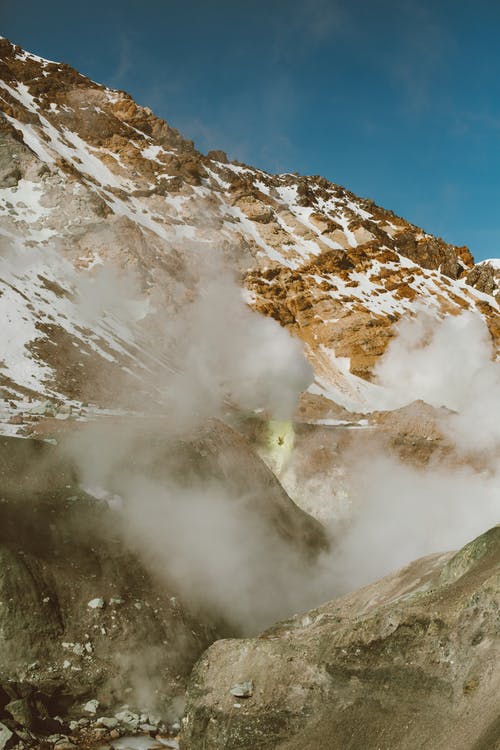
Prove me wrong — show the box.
[374,310,500,455]
[153,268,313,428]
[303,310,500,593]
[64,245,320,634]
[63,242,499,635]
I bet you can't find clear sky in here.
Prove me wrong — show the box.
[2,0,499,260]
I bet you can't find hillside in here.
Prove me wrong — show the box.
[1,36,499,433]
[0,37,499,750]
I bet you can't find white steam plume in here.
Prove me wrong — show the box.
[62,244,321,633]
[374,310,500,454]
[285,309,500,594]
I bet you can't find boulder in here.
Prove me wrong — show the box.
[0,724,13,750]
[181,526,500,750]
[467,262,500,301]
[206,150,228,163]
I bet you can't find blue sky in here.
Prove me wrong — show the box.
[2,0,500,260]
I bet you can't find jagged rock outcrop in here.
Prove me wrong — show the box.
[467,259,500,302]
[181,526,500,750]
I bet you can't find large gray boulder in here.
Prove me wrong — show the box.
[181,526,500,750]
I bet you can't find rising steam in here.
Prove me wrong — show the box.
[289,310,500,593]
[64,245,500,635]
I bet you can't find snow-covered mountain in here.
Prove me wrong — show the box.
[1,36,499,434]
[1,39,499,750]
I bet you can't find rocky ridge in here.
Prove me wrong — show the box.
[182,525,500,750]
[0,36,499,427]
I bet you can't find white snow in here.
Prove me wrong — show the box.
[0,276,55,391]
[0,239,158,431]
[336,211,357,247]
[345,198,373,220]
[60,128,135,189]
[478,257,500,269]
[224,204,295,267]
[310,418,371,428]
[13,44,56,65]
[223,163,254,176]
[0,179,57,242]
[141,144,174,163]
[1,113,55,163]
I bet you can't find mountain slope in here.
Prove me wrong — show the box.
[0,36,499,430]
[182,525,500,750]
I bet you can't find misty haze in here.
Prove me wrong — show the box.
[0,4,499,750]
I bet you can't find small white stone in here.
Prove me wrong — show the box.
[87,598,104,610]
[115,709,139,726]
[230,680,254,698]
[0,722,13,748]
[96,717,118,729]
[83,699,99,714]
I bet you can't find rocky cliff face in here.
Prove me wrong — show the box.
[468,259,500,303]
[0,36,499,428]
